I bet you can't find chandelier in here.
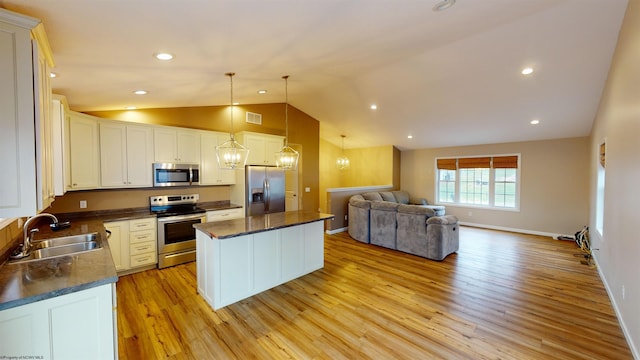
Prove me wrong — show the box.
[336,135,350,170]
[275,75,299,170]
[216,72,249,169]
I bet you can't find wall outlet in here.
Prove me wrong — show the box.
[468,211,473,217]
[80,200,87,209]
[344,215,348,221]
[305,187,311,193]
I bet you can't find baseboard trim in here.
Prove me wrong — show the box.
[592,255,639,359]
[326,227,347,235]
[458,222,571,240]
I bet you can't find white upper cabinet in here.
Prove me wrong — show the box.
[200,132,236,185]
[68,111,100,190]
[51,95,70,196]
[100,121,153,187]
[0,9,55,217]
[236,131,284,166]
[154,127,201,164]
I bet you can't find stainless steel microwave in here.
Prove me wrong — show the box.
[153,163,200,187]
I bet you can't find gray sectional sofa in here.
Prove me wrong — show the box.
[348,190,459,261]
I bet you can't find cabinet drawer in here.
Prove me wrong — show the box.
[130,241,156,256]
[129,229,155,244]
[130,252,157,268]
[129,218,156,232]
[207,208,244,222]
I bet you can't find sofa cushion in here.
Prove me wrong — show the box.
[397,204,435,217]
[379,191,396,202]
[371,201,401,211]
[391,191,410,204]
[362,192,383,201]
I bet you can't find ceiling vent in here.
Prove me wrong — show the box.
[246,112,262,125]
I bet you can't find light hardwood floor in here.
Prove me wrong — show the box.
[116,227,633,359]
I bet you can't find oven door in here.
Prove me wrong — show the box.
[157,212,205,256]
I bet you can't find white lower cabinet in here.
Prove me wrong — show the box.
[196,221,324,310]
[0,283,116,360]
[106,217,157,273]
[206,208,244,222]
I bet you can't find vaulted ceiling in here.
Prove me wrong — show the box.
[0,0,627,149]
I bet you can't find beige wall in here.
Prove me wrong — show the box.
[401,137,590,236]
[55,103,320,214]
[588,0,639,354]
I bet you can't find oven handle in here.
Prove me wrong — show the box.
[157,213,206,223]
[189,166,193,186]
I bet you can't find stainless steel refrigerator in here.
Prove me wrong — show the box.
[245,165,285,216]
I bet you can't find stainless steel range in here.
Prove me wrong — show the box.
[150,194,206,269]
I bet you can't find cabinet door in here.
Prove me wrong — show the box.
[154,128,178,162]
[0,20,37,217]
[51,96,69,196]
[126,125,154,186]
[201,132,236,185]
[263,137,284,166]
[177,130,201,163]
[49,284,115,360]
[100,122,128,187]
[281,225,305,281]
[33,39,54,211]
[244,135,266,165]
[68,112,100,190]
[0,284,115,360]
[105,220,129,271]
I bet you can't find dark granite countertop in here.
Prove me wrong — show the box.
[194,211,334,239]
[0,219,118,311]
[0,201,243,311]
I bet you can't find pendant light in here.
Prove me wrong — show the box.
[336,135,350,170]
[216,72,249,169]
[275,75,299,170]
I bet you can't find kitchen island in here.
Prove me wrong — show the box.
[193,211,334,310]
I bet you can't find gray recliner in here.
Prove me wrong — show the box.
[396,205,459,260]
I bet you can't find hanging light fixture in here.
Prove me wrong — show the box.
[216,72,249,169]
[276,75,299,170]
[336,135,350,170]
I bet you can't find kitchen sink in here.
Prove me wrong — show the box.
[31,232,99,250]
[8,233,103,264]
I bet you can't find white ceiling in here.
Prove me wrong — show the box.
[0,0,627,150]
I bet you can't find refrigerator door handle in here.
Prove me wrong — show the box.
[264,178,270,212]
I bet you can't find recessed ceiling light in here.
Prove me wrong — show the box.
[407,135,413,139]
[134,90,148,95]
[155,53,173,60]
[530,119,540,125]
[258,90,267,94]
[370,104,378,110]
[50,72,57,78]
[433,0,455,12]
[521,67,534,75]
[125,106,137,110]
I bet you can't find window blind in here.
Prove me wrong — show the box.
[458,157,491,169]
[492,155,518,169]
[436,158,457,170]
[436,155,519,169]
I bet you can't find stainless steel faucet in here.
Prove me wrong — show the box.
[11,213,59,259]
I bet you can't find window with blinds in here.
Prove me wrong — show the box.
[435,155,520,209]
